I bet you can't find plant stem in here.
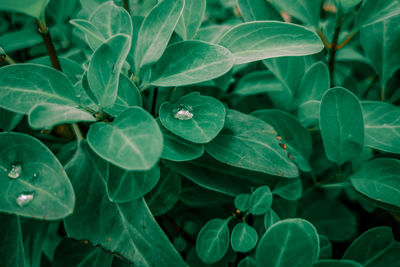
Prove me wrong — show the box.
[71,123,83,143]
[4,55,16,65]
[381,86,386,101]
[329,19,342,87]
[35,19,63,71]
[123,0,130,12]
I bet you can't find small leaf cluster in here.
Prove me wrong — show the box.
[0,0,400,266]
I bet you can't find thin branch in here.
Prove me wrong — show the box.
[4,55,16,65]
[328,20,342,87]
[71,123,83,143]
[336,32,355,50]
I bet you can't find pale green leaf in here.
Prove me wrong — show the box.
[269,0,323,27]
[237,0,281,22]
[175,0,206,40]
[0,0,49,19]
[231,223,258,252]
[354,0,400,29]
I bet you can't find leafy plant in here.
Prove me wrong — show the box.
[0,0,400,266]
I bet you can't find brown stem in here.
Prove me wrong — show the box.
[35,19,62,71]
[329,20,342,87]
[336,32,355,50]
[123,0,129,12]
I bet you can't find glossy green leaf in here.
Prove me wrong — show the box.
[234,193,251,212]
[314,260,363,267]
[320,87,364,165]
[231,222,258,252]
[360,15,400,89]
[273,178,302,200]
[107,163,160,203]
[363,101,400,154]
[0,0,49,19]
[270,0,322,27]
[103,74,143,117]
[249,186,273,215]
[196,218,230,264]
[233,71,283,96]
[146,166,182,216]
[0,64,79,114]
[354,0,400,29]
[28,103,95,129]
[264,209,280,230]
[256,218,320,267]
[301,200,357,241]
[237,0,281,21]
[53,239,113,267]
[0,108,23,132]
[87,34,131,108]
[63,142,186,266]
[0,213,25,267]
[134,0,184,70]
[175,0,206,40]
[296,62,330,105]
[343,226,400,266]
[219,21,324,64]
[206,109,299,177]
[159,92,226,143]
[165,154,280,196]
[0,132,75,219]
[149,41,234,87]
[88,107,162,171]
[158,120,204,162]
[350,158,400,208]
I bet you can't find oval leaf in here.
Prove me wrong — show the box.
[159,92,226,144]
[87,107,162,171]
[231,222,258,253]
[0,132,75,219]
[149,41,234,87]
[175,0,206,40]
[320,87,364,165]
[219,21,323,64]
[249,186,273,215]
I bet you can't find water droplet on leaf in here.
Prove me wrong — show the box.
[173,104,194,120]
[8,162,22,179]
[16,192,34,207]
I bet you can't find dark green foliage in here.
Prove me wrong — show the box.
[0,0,400,266]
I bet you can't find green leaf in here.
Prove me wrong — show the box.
[233,71,283,96]
[298,100,320,128]
[195,25,231,43]
[196,218,230,264]
[0,64,79,114]
[234,193,251,212]
[314,260,363,267]
[0,0,49,19]
[158,120,204,162]
[296,62,330,106]
[219,21,324,64]
[350,158,400,208]
[343,227,400,266]
[87,107,162,171]
[53,239,113,267]
[237,0,281,22]
[107,163,160,203]
[354,0,400,29]
[319,235,332,259]
[103,74,143,117]
[0,213,25,267]
[301,200,357,241]
[360,15,400,89]
[320,87,364,165]
[149,41,234,87]
[63,142,185,266]
[273,178,302,200]
[264,209,280,230]
[256,218,320,267]
[175,0,206,40]
[334,0,362,14]
[231,222,258,252]
[88,1,132,50]
[165,154,280,196]
[70,19,104,50]
[0,108,23,132]
[87,34,131,108]
[134,0,184,70]
[28,103,95,129]
[159,92,226,143]
[249,186,272,215]
[238,257,257,267]
[362,101,400,154]
[0,132,75,219]
[205,109,299,177]
[269,0,323,27]
[146,166,182,216]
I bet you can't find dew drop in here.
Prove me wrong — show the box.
[173,104,194,120]
[16,192,34,207]
[8,162,22,179]
[32,172,39,179]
